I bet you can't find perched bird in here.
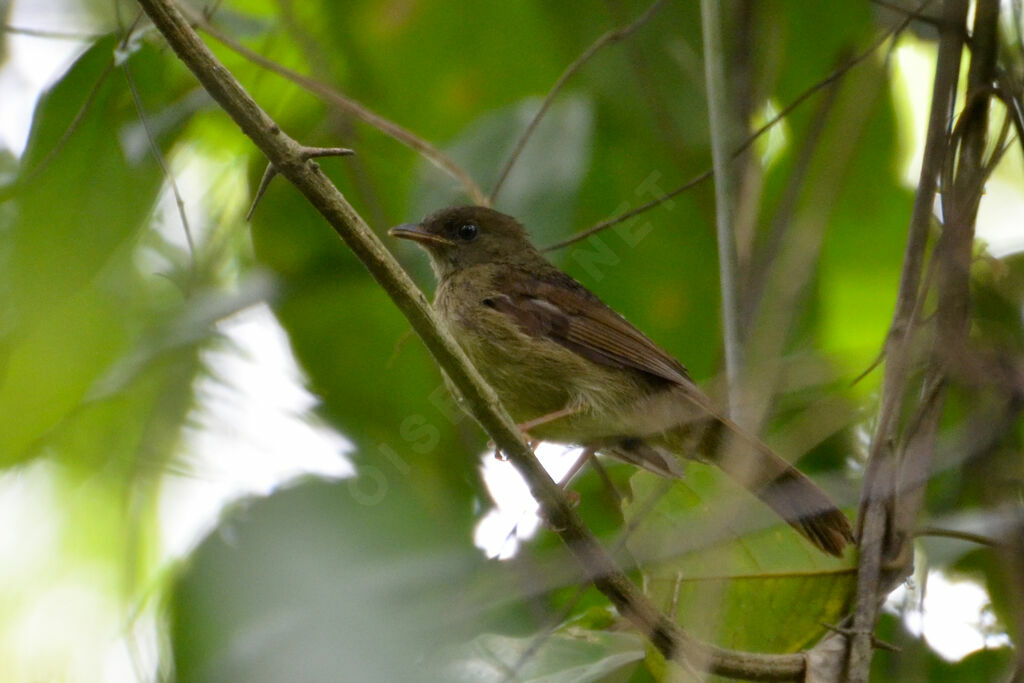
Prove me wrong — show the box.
[390,205,854,556]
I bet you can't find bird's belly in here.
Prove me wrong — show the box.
[452,321,579,422]
[450,321,688,444]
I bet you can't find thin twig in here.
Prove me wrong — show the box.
[739,51,886,436]
[275,0,389,230]
[993,74,1024,160]
[246,146,355,220]
[489,0,666,203]
[545,0,933,252]
[542,168,711,250]
[133,0,806,677]
[183,7,488,206]
[614,1,689,162]
[122,11,197,259]
[869,0,945,26]
[984,107,1015,179]
[915,526,1001,546]
[894,0,1000,536]
[122,62,196,257]
[847,0,971,680]
[822,622,901,653]
[894,0,1001,557]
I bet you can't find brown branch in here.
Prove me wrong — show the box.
[894,0,1001,562]
[993,74,1024,160]
[889,0,1000,544]
[181,6,488,206]
[848,0,980,680]
[852,5,1003,676]
[489,0,666,203]
[133,0,807,678]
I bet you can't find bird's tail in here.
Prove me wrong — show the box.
[651,415,855,557]
[696,417,854,556]
[751,465,854,556]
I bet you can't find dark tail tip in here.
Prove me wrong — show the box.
[795,507,856,557]
[760,468,856,557]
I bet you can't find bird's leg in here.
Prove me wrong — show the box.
[557,447,595,488]
[588,455,623,507]
[517,404,581,434]
[491,404,582,461]
[550,447,599,509]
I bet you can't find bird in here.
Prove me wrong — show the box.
[389,205,855,556]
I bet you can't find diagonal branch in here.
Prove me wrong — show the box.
[133,0,809,678]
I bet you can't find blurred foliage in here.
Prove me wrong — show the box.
[170,474,487,682]
[872,612,1015,682]
[0,0,1022,681]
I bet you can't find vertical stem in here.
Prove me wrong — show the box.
[894,0,1000,541]
[700,0,743,418]
[848,0,971,680]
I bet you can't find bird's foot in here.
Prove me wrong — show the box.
[489,407,582,460]
[490,436,540,461]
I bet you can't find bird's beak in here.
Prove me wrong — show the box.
[388,223,455,247]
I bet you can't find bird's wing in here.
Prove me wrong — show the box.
[486,268,691,386]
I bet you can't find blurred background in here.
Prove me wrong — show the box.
[0,0,1021,680]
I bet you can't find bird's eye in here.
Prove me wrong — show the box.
[457,223,478,241]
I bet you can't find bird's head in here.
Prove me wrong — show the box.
[389,205,543,280]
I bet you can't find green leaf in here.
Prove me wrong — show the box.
[0,38,191,465]
[624,469,856,653]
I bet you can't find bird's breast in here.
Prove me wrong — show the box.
[434,271,666,442]
[437,281,577,420]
